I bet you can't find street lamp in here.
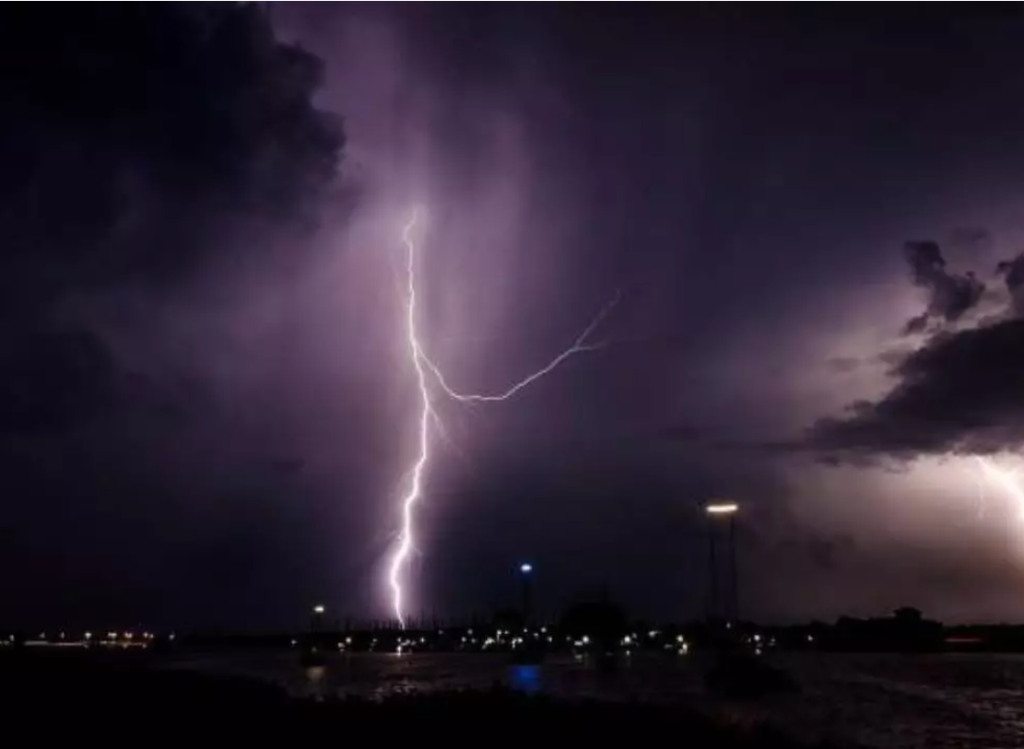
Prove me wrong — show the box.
[703,501,740,624]
[519,562,533,625]
[310,604,325,637]
[705,502,738,515]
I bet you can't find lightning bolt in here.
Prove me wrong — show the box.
[387,206,616,628]
[975,456,1024,523]
[419,291,620,403]
[387,208,433,629]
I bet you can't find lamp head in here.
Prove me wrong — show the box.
[705,501,739,515]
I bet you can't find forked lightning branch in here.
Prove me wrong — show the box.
[386,208,617,627]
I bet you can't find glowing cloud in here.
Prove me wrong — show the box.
[975,456,1024,524]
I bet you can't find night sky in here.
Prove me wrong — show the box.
[6,4,1024,630]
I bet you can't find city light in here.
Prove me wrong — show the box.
[520,562,533,574]
[312,604,325,615]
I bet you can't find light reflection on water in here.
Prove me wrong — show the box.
[304,665,326,700]
[508,664,542,696]
[168,652,1024,748]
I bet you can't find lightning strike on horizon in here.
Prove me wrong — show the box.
[974,456,1024,524]
[972,462,988,520]
[387,208,433,629]
[386,207,616,628]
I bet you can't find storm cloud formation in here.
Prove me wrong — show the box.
[0,3,341,434]
[996,253,1024,316]
[809,242,1024,460]
[13,5,1024,628]
[901,241,984,335]
[810,319,1024,458]
[0,4,346,627]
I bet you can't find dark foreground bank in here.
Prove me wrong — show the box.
[0,650,827,747]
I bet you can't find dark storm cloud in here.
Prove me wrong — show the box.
[901,241,984,335]
[809,319,1024,457]
[996,253,1024,316]
[659,424,707,442]
[0,4,347,627]
[806,242,1024,460]
[876,346,914,369]
[0,326,117,435]
[0,4,341,433]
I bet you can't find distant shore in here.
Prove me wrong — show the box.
[0,649,827,747]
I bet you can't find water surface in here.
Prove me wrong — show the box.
[167,651,1024,748]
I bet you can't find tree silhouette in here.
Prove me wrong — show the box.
[559,600,628,640]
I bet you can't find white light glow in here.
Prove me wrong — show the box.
[706,502,739,515]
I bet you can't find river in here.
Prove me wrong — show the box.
[166,650,1024,748]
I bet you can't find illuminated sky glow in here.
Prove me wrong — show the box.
[18,6,1024,629]
[387,207,615,627]
[975,456,1024,526]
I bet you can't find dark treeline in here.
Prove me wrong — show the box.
[15,604,1024,654]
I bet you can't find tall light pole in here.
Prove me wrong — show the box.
[519,562,533,626]
[704,502,739,624]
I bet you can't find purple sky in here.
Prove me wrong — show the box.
[7,5,1024,629]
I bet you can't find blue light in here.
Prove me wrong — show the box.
[520,563,533,574]
[509,664,542,695]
